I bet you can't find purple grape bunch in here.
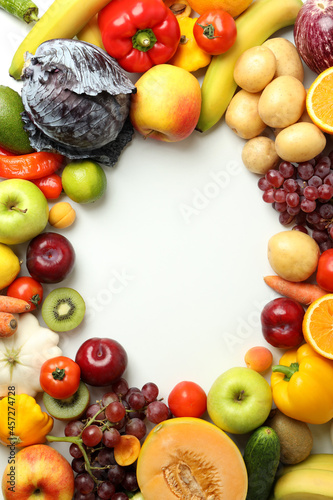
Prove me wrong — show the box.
[258,151,333,252]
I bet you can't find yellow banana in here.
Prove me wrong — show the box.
[273,468,333,499]
[9,0,111,80]
[77,14,105,51]
[279,454,333,477]
[197,0,303,133]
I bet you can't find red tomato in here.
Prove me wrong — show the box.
[40,356,81,399]
[168,381,207,418]
[7,276,43,311]
[193,9,237,55]
[32,173,63,199]
[316,248,333,292]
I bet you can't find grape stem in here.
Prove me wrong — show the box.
[46,404,109,483]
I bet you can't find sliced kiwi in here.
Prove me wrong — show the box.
[42,287,85,332]
[43,381,90,421]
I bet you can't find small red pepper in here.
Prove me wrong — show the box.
[0,152,64,180]
[32,173,63,199]
[98,0,181,73]
[0,146,15,156]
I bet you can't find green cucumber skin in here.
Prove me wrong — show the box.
[244,426,281,500]
[0,0,38,23]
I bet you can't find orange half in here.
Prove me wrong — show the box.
[303,294,333,359]
[306,67,333,134]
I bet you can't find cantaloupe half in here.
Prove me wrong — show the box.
[136,416,248,500]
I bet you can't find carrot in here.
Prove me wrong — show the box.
[0,295,31,313]
[0,312,17,337]
[264,275,327,305]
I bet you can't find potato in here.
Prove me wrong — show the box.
[225,90,266,139]
[275,122,326,162]
[258,76,306,128]
[262,38,304,82]
[233,46,276,93]
[242,136,279,174]
[268,230,320,282]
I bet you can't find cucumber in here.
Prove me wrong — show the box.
[243,426,281,500]
[0,0,38,23]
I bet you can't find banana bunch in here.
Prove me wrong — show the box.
[272,454,333,499]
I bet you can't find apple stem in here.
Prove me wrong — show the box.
[272,362,299,381]
[7,204,28,214]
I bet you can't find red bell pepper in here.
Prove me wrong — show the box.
[98,0,181,73]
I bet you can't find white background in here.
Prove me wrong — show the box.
[1,0,333,496]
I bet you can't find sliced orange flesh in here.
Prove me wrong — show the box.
[306,68,333,134]
[303,294,333,358]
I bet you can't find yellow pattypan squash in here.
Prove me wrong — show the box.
[168,16,211,72]
[0,393,54,447]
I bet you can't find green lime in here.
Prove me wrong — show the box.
[61,161,107,204]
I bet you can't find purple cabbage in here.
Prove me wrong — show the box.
[21,39,137,167]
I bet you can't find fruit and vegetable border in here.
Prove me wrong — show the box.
[1,0,333,499]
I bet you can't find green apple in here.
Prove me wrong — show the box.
[207,367,272,434]
[0,179,49,245]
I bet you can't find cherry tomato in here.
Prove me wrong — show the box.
[316,248,333,292]
[168,381,207,418]
[193,9,237,56]
[40,356,81,399]
[32,173,63,199]
[7,276,43,311]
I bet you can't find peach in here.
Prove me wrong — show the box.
[244,346,273,373]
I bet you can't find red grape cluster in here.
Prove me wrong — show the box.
[64,378,171,499]
[258,151,333,252]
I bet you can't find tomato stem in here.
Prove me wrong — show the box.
[52,367,66,380]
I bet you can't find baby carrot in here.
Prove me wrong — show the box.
[0,295,31,313]
[0,312,17,337]
[264,275,327,306]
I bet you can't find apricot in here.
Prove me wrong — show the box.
[244,346,273,373]
[49,202,76,229]
[114,434,141,466]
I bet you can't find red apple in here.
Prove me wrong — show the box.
[2,444,74,499]
[261,297,305,349]
[26,232,75,283]
[75,337,128,386]
[130,64,201,142]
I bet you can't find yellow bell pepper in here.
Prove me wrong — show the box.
[168,17,211,72]
[271,343,333,424]
[0,394,53,447]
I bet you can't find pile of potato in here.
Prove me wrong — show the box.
[225,38,327,174]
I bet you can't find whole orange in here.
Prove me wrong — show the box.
[187,0,253,17]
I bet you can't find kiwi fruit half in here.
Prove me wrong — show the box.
[43,381,90,421]
[42,287,85,332]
